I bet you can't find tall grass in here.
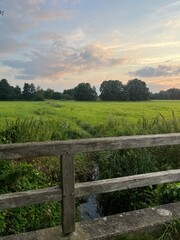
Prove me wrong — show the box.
[0,111,180,236]
[0,118,93,235]
[77,111,180,138]
[0,118,92,144]
[95,112,180,216]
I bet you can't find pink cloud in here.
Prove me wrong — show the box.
[1,0,75,36]
[3,42,128,80]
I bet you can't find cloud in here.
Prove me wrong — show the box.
[0,0,77,58]
[62,0,81,3]
[163,1,180,10]
[129,65,180,78]
[2,42,127,80]
[157,0,180,16]
[0,0,75,36]
[0,37,28,55]
[106,41,180,53]
[68,28,86,42]
[165,19,180,28]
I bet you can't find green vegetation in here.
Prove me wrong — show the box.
[0,100,180,237]
[117,219,180,240]
[74,82,97,101]
[100,80,127,101]
[2,78,180,102]
[0,160,61,234]
[96,111,180,216]
[151,88,180,100]
[0,100,180,128]
[1,78,150,101]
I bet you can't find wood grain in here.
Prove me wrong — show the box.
[61,154,75,234]
[0,186,62,210]
[1,170,180,210]
[75,169,180,197]
[0,133,180,160]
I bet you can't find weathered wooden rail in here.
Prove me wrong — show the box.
[0,133,180,239]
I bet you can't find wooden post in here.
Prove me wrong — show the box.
[61,153,75,234]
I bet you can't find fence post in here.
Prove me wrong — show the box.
[61,153,75,234]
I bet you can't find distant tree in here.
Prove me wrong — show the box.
[63,88,75,99]
[125,79,150,101]
[22,83,36,100]
[166,88,180,100]
[151,88,180,100]
[52,92,63,100]
[44,88,54,99]
[62,94,74,100]
[74,83,97,101]
[157,90,168,99]
[33,86,45,101]
[100,80,126,101]
[0,79,14,100]
[13,85,22,100]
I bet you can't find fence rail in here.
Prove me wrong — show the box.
[0,133,180,235]
[1,169,180,210]
[1,133,180,160]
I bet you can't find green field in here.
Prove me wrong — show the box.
[0,100,180,127]
[0,100,179,142]
[0,100,180,238]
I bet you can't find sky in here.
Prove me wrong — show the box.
[0,0,180,93]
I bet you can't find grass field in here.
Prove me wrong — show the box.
[0,100,180,238]
[0,100,180,128]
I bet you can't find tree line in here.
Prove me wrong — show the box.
[151,88,180,100]
[0,78,179,101]
[64,79,150,101]
[0,79,72,101]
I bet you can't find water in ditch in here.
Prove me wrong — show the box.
[78,164,103,221]
[79,195,102,220]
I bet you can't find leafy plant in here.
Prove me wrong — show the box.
[0,161,61,235]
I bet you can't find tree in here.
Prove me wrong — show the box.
[125,79,150,101]
[100,80,126,101]
[74,83,97,101]
[52,92,63,100]
[157,90,167,99]
[0,79,14,100]
[44,88,54,99]
[63,88,75,99]
[22,83,36,100]
[166,88,180,100]
[151,88,180,100]
[13,86,22,100]
[34,86,45,101]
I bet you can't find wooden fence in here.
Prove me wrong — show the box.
[0,133,180,235]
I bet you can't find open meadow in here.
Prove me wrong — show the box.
[0,100,180,129]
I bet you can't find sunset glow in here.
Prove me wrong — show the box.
[0,0,180,92]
